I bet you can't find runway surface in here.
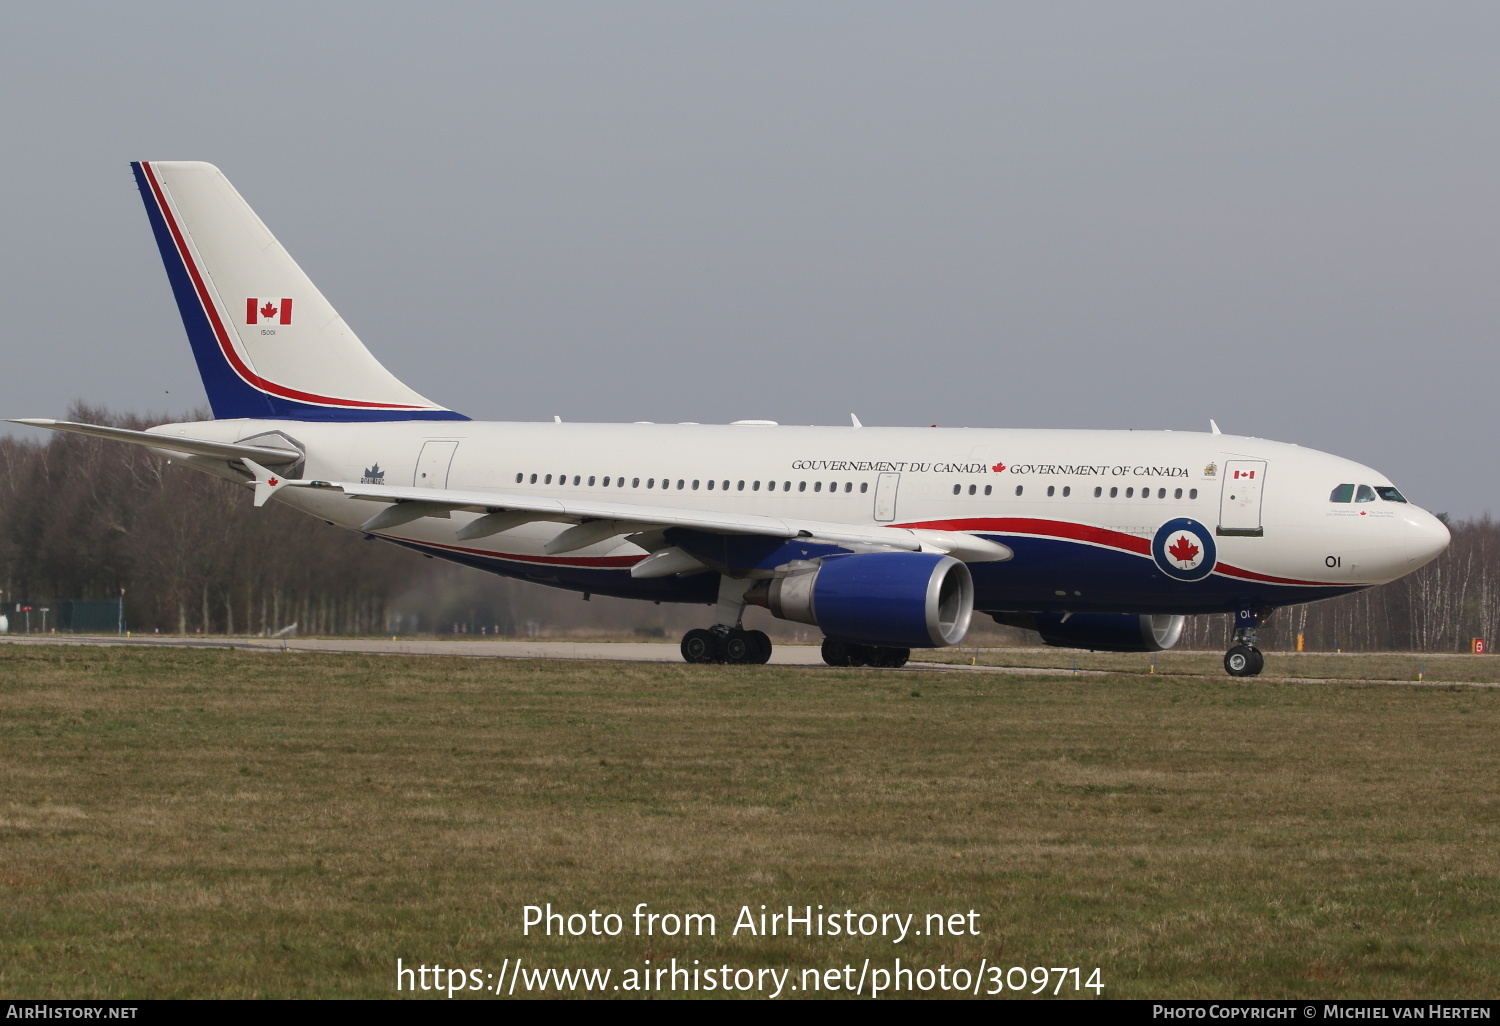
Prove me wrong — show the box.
[3,633,1498,687]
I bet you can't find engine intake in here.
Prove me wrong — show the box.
[751,552,974,648]
[993,612,1185,653]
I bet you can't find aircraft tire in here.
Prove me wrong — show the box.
[747,630,773,665]
[1224,644,1262,677]
[821,639,853,666]
[882,646,911,668]
[682,628,722,664]
[723,629,758,664]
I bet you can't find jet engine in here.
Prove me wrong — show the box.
[993,612,1185,653]
[748,552,974,648]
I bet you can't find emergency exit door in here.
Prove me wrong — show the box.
[1217,460,1266,537]
[414,440,459,488]
[873,472,900,522]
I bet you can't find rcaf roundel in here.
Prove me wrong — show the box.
[1151,517,1217,582]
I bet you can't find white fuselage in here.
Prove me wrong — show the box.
[151,418,1450,616]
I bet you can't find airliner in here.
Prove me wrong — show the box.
[12,162,1451,675]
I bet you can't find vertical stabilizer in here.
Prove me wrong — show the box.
[132,160,465,421]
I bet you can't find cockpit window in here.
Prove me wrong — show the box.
[1355,485,1377,503]
[1376,486,1407,503]
[1330,484,1354,503]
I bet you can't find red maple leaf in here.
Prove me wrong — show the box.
[992,462,1006,473]
[1168,534,1200,565]
[267,477,279,487]
[260,302,277,320]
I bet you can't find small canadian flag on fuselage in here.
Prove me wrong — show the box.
[246,298,293,325]
[1233,469,1256,479]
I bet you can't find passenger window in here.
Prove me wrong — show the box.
[573,475,581,486]
[530,474,538,484]
[678,480,686,490]
[515,473,523,484]
[1157,488,1165,499]
[764,481,772,491]
[737,481,745,491]
[1015,485,1023,496]
[632,478,640,488]
[953,484,961,495]
[1047,486,1055,497]
[983,485,991,496]
[544,474,553,484]
[784,482,791,491]
[1126,487,1134,498]
[1376,486,1408,503]
[1355,485,1376,503]
[706,480,714,490]
[816,482,824,493]
[588,476,596,486]
[1094,486,1102,497]
[861,483,869,493]
[1189,488,1197,499]
[723,481,729,491]
[1330,484,1355,503]
[647,478,654,489]
[1063,486,1071,497]
[1174,488,1182,499]
[799,482,807,492]
[968,484,976,495]
[1110,487,1118,498]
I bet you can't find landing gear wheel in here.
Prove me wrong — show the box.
[723,629,757,664]
[1224,644,1263,677]
[682,628,722,664]
[747,629,773,664]
[869,646,910,668]
[821,639,853,666]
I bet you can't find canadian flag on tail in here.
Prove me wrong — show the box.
[246,298,293,325]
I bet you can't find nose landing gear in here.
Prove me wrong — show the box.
[1223,606,1267,677]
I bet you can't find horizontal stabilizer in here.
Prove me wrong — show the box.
[10,419,302,465]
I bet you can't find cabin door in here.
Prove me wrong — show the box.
[873,472,901,522]
[1217,460,1266,537]
[414,440,459,488]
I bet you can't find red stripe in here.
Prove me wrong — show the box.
[140,162,427,410]
[898,516,1333,587]
[901,516,1151,555]
[279,297,293,325]
[246,297,258,324]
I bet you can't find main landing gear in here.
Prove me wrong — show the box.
[681,626,773,665]
[1223,606,1267,677]
[821,639,910,668]
[680,576,773,665]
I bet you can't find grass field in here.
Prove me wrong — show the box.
[1,643,1497,999]
[919,646,1500,684]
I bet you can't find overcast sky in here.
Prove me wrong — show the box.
[2,3,1496,515]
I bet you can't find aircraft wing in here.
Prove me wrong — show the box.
[9,419,303,465]
[243,462,1011,565]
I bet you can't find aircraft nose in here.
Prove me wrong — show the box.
[1404,509,1451,569]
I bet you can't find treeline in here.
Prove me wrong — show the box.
[0,405,425,635]
[0,406,1491,650]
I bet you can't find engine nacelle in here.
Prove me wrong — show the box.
[994,612,1185,653]
[753,552,974,648]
